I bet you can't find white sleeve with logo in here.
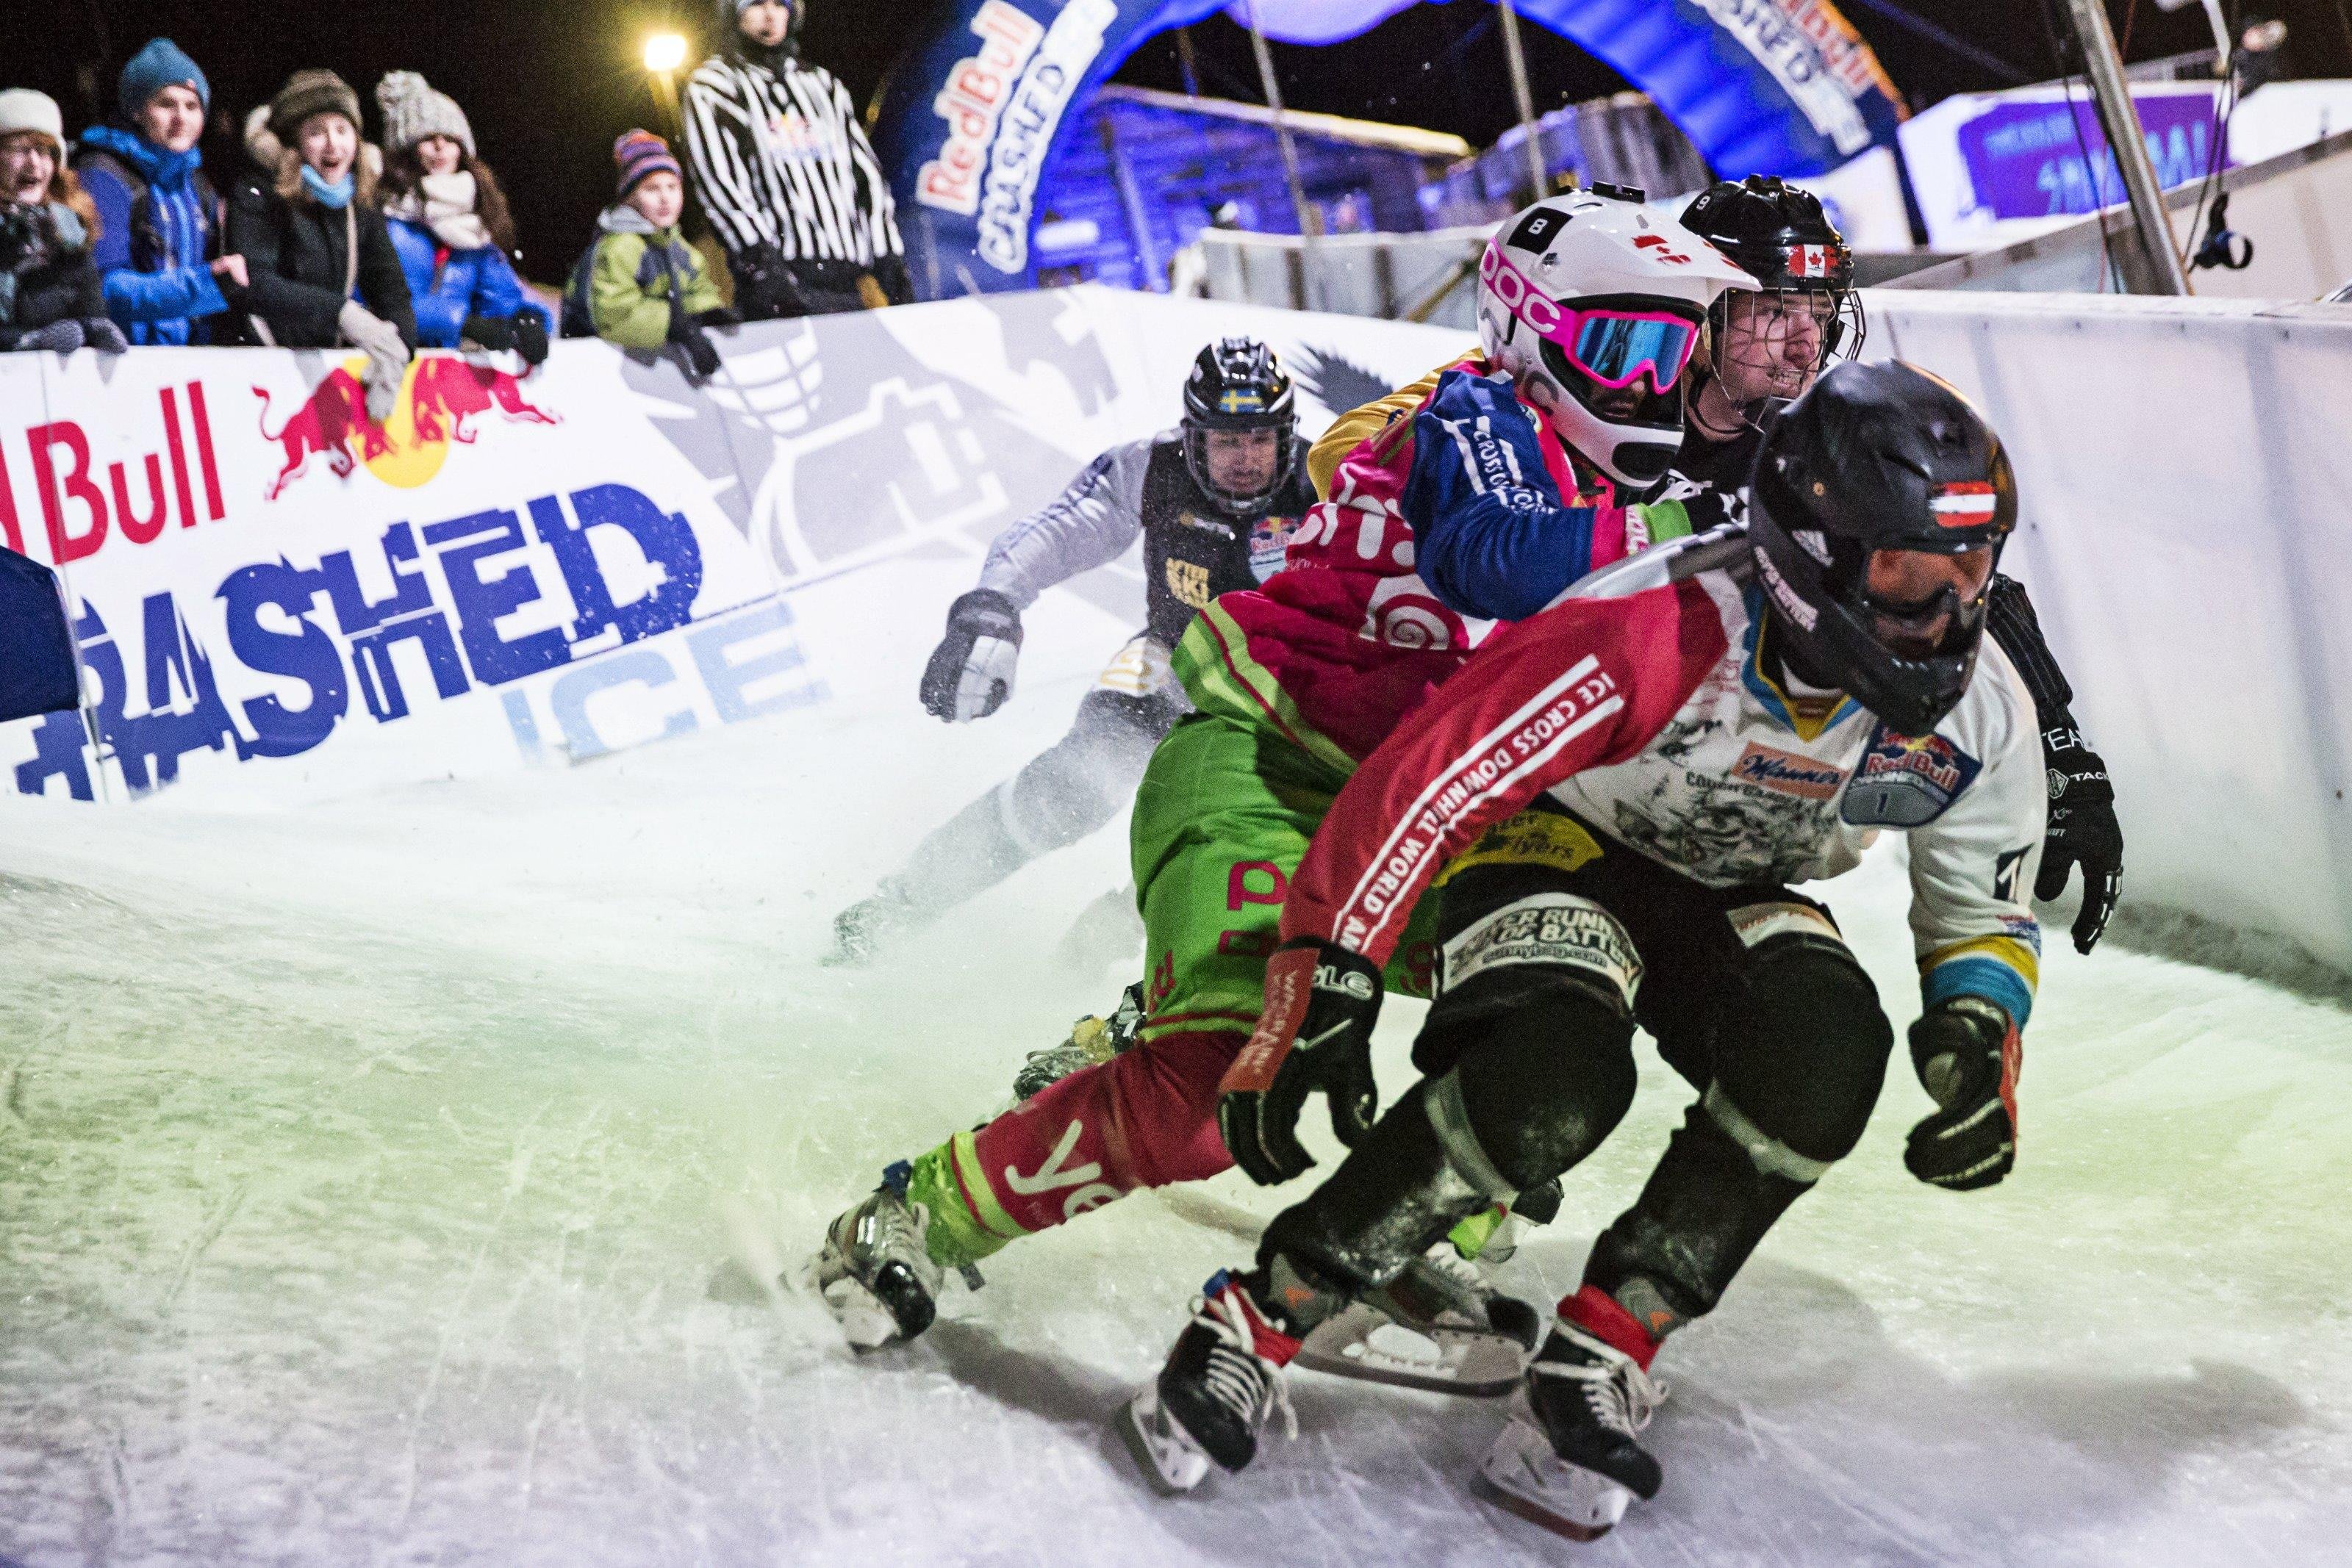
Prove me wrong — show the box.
[975,438,1154,610]
[1905,641,2049,1028]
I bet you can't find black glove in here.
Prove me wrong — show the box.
[666,309,721,382]
[462,313,517,352]
[512,313,549,367]
[2034,724,2123,953]
[693,306,743,329]
[1903,996,2018,1192]
[733,242,802,320]
[917,589,1022,722]
[872,252,916,306]
[1218,940,1383,1186]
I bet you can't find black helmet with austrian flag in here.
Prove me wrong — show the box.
[1747,360,2018,736]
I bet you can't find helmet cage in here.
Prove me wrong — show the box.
[1181,419,1295,515]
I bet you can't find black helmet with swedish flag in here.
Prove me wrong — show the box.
[1180,337,1297,515]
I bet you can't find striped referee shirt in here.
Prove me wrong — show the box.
[682,51,906,269]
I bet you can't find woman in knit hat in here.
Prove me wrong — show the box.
[228,69,415,420]
[73,37,243,345]
[375,71,551,367]
[564,130,732,382]
[0,88,128,354]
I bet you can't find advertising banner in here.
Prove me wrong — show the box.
[1899,83,2231,251]
[874,0,1905,296]
[0,291,1465,806]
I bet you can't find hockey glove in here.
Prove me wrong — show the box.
[2034,724,2123,954]
[1903,996,2020,1192]
[1217,940,1383,1187]
[666,309,722,384]
[918,589,1022,722]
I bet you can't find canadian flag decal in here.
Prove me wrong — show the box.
[1787,243,1833,278]
[1930,480,2000,528]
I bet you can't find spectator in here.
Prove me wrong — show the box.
[74,38,240,345]
[0,89,126,354]
[230,70,413,420]
[567,132,734,381]
[683,0,911,318]
[374,71,550,367]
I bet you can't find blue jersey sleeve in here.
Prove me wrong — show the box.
[1402,369,1606,623]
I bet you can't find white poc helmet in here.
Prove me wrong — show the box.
[1478,187,1758,491]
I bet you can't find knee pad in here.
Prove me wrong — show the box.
[1714,926,1896,1168]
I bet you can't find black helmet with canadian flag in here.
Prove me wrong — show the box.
[1680,174,1865,367]
[1748,360,2017,736]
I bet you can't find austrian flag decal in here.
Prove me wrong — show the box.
[1931,481,2000,529]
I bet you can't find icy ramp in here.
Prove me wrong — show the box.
[3,676,2351,1566]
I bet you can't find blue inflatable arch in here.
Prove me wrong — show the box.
[872,0,1907,296]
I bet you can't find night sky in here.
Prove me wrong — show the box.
[6,0,2345,284]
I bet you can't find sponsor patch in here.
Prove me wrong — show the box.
[1730,742,1846,800]
[1249,514,1301,583]
[1165,557,1212,610]
[1440,893,1642,1007]
[1435,809,1605,886]
[1840,725,1983,828]
[1727,900,1843,951]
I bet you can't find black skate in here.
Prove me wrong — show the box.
[825,891,919,968]
[1295,1240,1541,1396]
[1012,982,1144,1101]
[1479,1308,1666,1540]
[811,1162,944,1350]
[1119,1271,1301,1495]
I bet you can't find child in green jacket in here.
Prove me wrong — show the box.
[569,130,733,379]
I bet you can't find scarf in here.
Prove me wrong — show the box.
[382,170,492,252]
[80,124,204,194]
[301,165,356,209]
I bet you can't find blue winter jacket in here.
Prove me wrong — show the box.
[384,217,553,348]
[74,126,226,346]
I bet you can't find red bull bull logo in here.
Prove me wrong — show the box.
[255,354,559,503]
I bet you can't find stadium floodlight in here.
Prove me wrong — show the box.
[644,33,690,75]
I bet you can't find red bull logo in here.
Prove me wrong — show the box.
[255,354,558,503]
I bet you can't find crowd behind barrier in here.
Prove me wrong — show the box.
[1,10,907,378]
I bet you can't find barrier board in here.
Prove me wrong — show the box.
[0,291,1466,806]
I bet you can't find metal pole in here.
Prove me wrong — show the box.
[2063,0,2193,293]
[1496,0,1551,201]
[1175,26,1203,100]
[1244,0,1324,309]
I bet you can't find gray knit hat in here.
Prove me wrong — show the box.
[374,71,475,159]
[268,69,363,143]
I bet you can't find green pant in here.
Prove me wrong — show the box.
[1130,702,1434,1051]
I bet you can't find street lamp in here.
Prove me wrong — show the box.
[645,32,689,130]
[644,32,689,74]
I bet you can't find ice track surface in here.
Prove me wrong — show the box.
[4,662,2351,1568]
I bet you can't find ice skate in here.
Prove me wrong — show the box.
[825,888,922,967]
[1477,1304,1665,1540]
[1119,1270,1302,1495]
[1011,982,1144,1101]
[1294,1238,1541,1396]
[811,1162,944,1350]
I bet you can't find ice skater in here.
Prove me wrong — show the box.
[1120,363,2049,1541]
[828,338,1315,966]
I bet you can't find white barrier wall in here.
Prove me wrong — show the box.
[0,290,1466,808]
[7,286,2342,969]
[1864,290,2352,968]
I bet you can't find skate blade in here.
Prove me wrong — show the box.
[1476,1414,1635,1542]
[1117,1388,1212,1495]
[1294,1304,1528,1398]
[820,1274,906,1353]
